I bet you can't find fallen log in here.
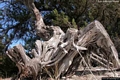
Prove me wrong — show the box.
[6,0,120,79]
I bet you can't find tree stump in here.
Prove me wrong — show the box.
[6,0,120,79]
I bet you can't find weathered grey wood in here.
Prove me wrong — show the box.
[95,21,120,67]
[91,55,108,68]
[6,0,120,79]
[91,52,113,66]
[14,44,30,64]
[77,21,120,68]
[35,40,42,57]
[31,49,38,58]
[56,50,78,79]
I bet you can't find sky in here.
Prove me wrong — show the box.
[0,2,25,49]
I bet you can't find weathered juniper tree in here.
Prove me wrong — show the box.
[6,0,120,80]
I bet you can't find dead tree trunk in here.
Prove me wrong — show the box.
[6,0,120,79]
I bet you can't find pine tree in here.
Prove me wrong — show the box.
[0,0,120,50]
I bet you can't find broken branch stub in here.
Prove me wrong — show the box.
[6,0,120,79]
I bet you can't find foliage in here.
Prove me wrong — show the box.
[0,0,120,50]
[0,55,18,78]
[0,24,4,62]
[43,0,120,36]
[0,25,17,78]
[0,0,36,50]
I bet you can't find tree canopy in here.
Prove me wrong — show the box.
[0,0,120,50]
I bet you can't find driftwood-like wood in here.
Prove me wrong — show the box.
[6,0,120,79]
